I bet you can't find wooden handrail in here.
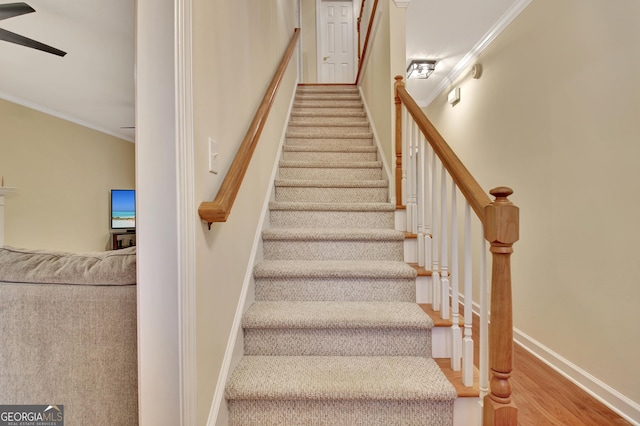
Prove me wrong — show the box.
[198,28,300,227]
[393,76,519,425]
[355,0,379,85]
[394,76,490,220]
[357,0,366,64]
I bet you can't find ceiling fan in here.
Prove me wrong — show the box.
[0,2,66,57]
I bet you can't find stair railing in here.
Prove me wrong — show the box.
[394,76,519,425]
[198,28,301,228]
[355,0,379,85]
[357,0,366,66]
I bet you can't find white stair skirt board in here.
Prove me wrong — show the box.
[220,84,467,425]
[416,275,432,304]
[404,237,418,264]
[454,397,482,426]
[432,326,453,359]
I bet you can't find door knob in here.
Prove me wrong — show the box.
[323,56,329,61]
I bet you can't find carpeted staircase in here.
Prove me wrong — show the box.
[225,85,457,425]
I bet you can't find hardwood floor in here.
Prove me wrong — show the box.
[471,314,631,425]
[509,342,630,425]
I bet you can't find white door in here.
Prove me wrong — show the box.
[318,0,355,83]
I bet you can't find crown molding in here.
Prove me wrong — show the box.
[418,0,532,107]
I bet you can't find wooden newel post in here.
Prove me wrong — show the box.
[394,75,404,208]
[483,186,519,425]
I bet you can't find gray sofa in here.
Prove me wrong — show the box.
[0,245,138,425]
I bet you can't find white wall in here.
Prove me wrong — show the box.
[0,99,135,252]
[192,1,299,423]
[135,0,181,424]
[424,0,640,420]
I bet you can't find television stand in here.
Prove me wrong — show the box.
[111,230,136,250]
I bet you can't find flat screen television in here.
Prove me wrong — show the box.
[110,189,136,231]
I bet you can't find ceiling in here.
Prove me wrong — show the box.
[405,0,526,106]
[0,0,135,142]
[0,0,526,144]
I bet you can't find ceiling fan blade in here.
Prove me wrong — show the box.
[0,27,66,57]
[0,2,34,21]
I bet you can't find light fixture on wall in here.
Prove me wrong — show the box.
[406,59,437,79]
[448,87,460,106]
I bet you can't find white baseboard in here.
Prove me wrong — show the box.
[513,329,640,425]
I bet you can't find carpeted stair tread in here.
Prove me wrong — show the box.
[253,259,416,279]
[262,228,404,241]
[296,85,358,93]
[295,95,363,102]
[287,131,372,139]
[242,301,432,329]
[293,101,364,109]
[281,145,378,162]
[288,120,369,127]
[226,356,457,401]
[279,160,381,169]
[274,179,387,188]
[291,108,368,118]
[283,145,376,153]
[291,109,366,117]
[268,201,394,212]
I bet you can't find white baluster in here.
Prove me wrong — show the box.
[450,185,461,371]
[416,133,426,268]
[440,168,449,321]
[406,119,414,234]
[401,107,408,224]
[462,201,474,386]
[424,141,432,287]
[480,229,489,399]
[431,153,440,311]
[411,122,418,235]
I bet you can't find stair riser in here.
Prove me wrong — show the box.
[243,328,431,356]
[285,137,373,147]
[278,167,382,181]
[294,101,363,109]
[228,400,454,426]
[295,94,361,101]
[269,210,394,228]
[292,107,364,115]
[297,86,358,93]
[287,124,370,133]
[274,186,388,203]
[254,279,415,302]
[289,116,367,124]
[282,151,377,162]
[262,240,403,261]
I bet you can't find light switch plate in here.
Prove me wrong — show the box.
[209,137,219,174]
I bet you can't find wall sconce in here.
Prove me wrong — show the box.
[471,64,483,79]
[406,59,437,79]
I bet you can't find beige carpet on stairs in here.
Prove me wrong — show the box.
[224,84,456,426]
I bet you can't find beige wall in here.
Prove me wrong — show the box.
[425,0,640,406]
[301,0,317,82]
[0,99,135,252]
[192,1,299,423]
[359,0,392,169]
